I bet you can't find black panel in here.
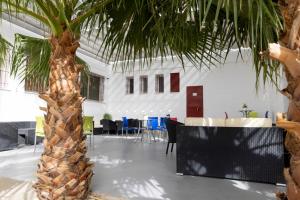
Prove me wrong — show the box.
[177,126,285,184]
[0,122,19,151]
[0,121,37,151]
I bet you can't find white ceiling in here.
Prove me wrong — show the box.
[2,13,112,64]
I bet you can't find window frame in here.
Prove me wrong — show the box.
[139,75,148,94]
[126,76,134,95]
[155,74,164,93]
[81,73,105,102]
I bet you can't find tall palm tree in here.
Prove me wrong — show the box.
[0,0,297,199]
[100,1,298,199]
[0,1,111,199]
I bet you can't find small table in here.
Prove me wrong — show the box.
[18,128,35,145]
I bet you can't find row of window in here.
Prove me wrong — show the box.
[126,72,180,94]
[80,73,105,102]
[0,71,105,102]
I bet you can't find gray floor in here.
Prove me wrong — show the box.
[0,136,285,200]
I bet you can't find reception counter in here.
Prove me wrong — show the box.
[176,124,285,184]
[184,117,273,127]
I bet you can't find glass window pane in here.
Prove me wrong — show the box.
[130,78,134,93]
[126,77,134,94]
[80,73,89,98]
[156,74,164,93]
[88,75,100,101]
[140,76,148,94]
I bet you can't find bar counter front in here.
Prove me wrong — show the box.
[176,118,285,184]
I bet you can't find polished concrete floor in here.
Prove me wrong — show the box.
[0,136,285,200]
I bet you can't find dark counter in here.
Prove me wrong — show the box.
[176,126,285,184]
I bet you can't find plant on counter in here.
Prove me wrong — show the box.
[103,113,112,120]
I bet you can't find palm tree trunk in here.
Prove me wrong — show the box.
[33,31,93,200]
[268,1,300,199]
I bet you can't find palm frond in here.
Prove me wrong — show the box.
[0,34,11,69]
[11,34,89,85]
[79,0,282,85]
[94,0,227,71]
[11,34,51,84]
[1,0,284,86]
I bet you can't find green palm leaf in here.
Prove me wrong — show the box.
[93,0,283,85]
[1,0,283,86]
[11,34,89,84]
[0,34,11,69]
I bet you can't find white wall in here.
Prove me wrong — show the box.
[0,19,288,124]
[107,50,287,122]
[0,20,108,124]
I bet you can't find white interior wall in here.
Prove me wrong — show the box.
[107,50,287,122]
[0,19,288,124]
[0,20,108,124]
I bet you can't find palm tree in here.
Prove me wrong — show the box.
[100,1,298,199]
[0,0,297,199]
[0,1,111,199]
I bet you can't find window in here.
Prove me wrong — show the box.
[0,66,9,89]
[80,73,105,102]
[126,77,134,94]
[155,74,164,93]
[170,72,180,92]
[140,76,148,94]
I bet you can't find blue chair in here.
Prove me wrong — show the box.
[147,117,159,130]
[122,117,129,136]
[122,117,138,137]
[159,117,167,139]
[145,117,158,142]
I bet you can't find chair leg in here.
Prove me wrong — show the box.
[171,143,174,152]
[166,142,170,155]
[135,129,140,142]
[91,133,95,149]
[151,131,156,142]
[89,134,92,146]
[34,135,36,152]
[141,130,144,142]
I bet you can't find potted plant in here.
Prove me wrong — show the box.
[103,113,112,121]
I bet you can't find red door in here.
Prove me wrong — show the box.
[186,86,203,117]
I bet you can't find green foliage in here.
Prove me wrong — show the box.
[103,113,112,120]
[11,34,51,84]
[98,0,283,85]
[10,34,89,84]
[1,0,284,86]
[0,34,11,69]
